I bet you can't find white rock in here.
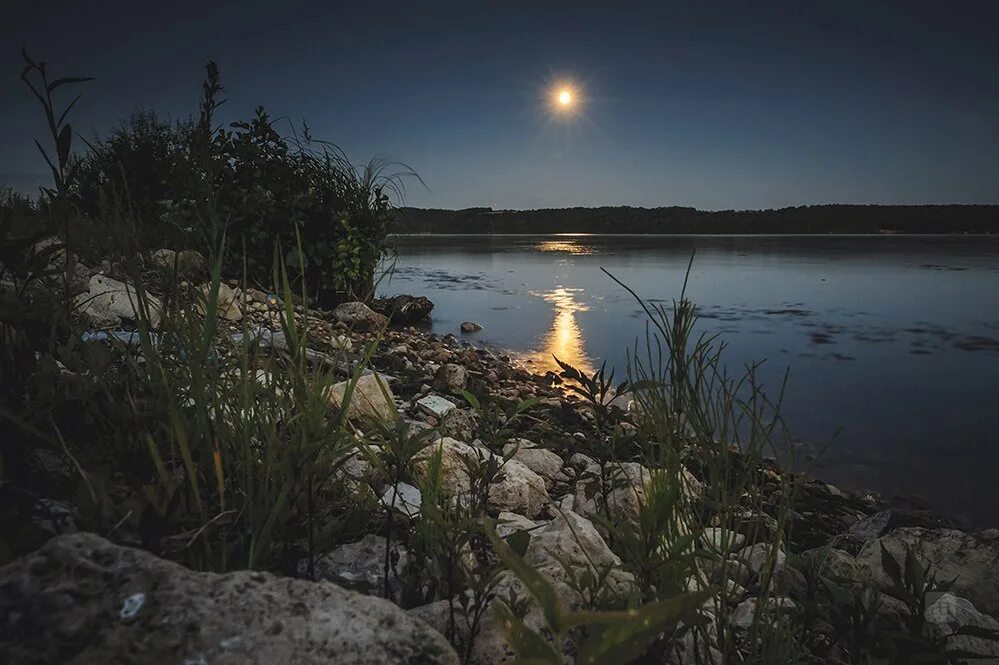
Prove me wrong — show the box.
[196,282,242,321]
[417,395,457,418]
[75,274,162,329]
[380,482,422,519]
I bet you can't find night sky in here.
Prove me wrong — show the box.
[2,1,997,210]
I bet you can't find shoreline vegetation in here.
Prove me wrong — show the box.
[3,53,999,664]
[395,205,999,235]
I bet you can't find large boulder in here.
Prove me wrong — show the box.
[326,373,397,422]
[416,437,549,518]
[924,592,999,661]
[333,302,388,332]
[855,528,999,616]
[75,274,162,329]
[0,532,458,665]
[371,294,434,325]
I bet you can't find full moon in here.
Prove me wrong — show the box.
[557,89,573,106]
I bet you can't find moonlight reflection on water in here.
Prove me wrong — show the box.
[518,286,596,376]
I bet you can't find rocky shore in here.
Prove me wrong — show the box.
[3,251,999,664]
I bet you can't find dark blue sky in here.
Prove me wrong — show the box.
[2,1,997,209]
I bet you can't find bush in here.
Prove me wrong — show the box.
[69,62,414,305]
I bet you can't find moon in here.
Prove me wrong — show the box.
[558,89,572,106]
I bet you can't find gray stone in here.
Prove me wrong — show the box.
[333,302,388,332]
[460,321,482,333]
[302,534,410,598]
[847,510,892,541]
[0,532,458,665]
[924,592,999,662]
[735,542,787,577]
[495,512,542,539]
[327,373,397,422]
[856,528,999,616]
[502,440,569,488]
[432,363,468,391]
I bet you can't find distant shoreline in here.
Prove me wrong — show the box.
[394,204,999,235]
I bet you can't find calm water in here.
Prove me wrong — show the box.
[383,235,999,525]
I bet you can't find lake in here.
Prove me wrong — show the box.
[382,234,999,525]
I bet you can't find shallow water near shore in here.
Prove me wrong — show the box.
[383,234,999,525]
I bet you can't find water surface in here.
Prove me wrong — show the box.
[383,235,999,525]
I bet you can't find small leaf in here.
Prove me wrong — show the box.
[880,543,905,590]
[47,76,95,92]
[56,123,72,168]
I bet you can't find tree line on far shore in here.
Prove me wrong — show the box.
[394,204,999,235]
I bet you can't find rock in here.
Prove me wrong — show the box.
[150,248,207,279]
[371,294,434,325]
[460,321,482,333]
[432,363,468,391]
[417,395,457,418]
[924,592,999,662]
[302,534,410,598]
[417,437,549,518]
[847,510,892,541]
[440,408,477,441]
[730,596,798,630]
[501,440,569,488]
[856,528,999,616]
[326,373,397,422]
[495,512,542,539]
[196,282,242,321]
[380,482,422,519]
[0,532,458,665]
[735,542,787,577]
[333,302,388,332]
[412,511,632,665]
[701,527,745,554]
[571,461,649,525]
[801,546,860,581]
[75,274,162,329]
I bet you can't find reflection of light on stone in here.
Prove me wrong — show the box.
[516,287,596,376]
